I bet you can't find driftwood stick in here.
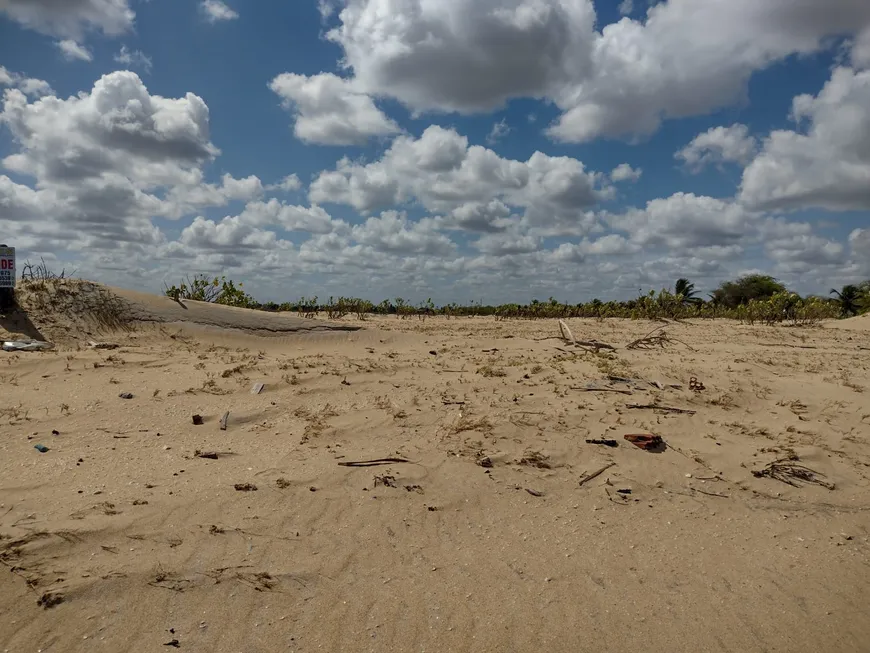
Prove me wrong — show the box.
[570,386,632,395]
[578,462,616,487]
[626,403,696,415]
[338,457,412,467]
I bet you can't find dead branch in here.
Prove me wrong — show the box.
[751,459,835,490]
[626,325,696,351]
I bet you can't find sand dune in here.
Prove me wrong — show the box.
[1,282,869,652]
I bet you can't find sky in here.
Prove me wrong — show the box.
[1,0,869,305]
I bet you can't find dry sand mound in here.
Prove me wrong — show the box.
[825,312,870,332]
[1,279,361,344]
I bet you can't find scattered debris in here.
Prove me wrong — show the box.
[192,415,204,426]
[518,450,551,469]
[752,459,835,490]
[251,383,265,395]
[194,450,218,460]
[624,434,664,451]
[429,350,438,356]
[374,474,397,488]
[233,483,257,492]
[404,484,424,493]
[219,411,230,431]
[689,376,706,393]
[525,488,544,497]
[118,392,134,399]
[163,640,180,648]
[3,340,53,352]
[585,438,618,447]
[338,457,412,467]
[275,478,291,489]
[578,462,616,486]
[616,488,632,495]
[625,403,696,415]
[37,592,64,609]
[341,377,350,386]
[476,456,494,468]
[51,429,59,436]
[34,444,49,453]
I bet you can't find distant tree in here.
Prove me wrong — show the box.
[830,284,862,317]
[674,278,701,305]
[710,274,787,309]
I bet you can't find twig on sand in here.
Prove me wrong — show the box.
[220,411,230,431]
[690,486,730,498]
[578,462,616,487]
[626,403,696,415]
[570,385,632,395]
[338,457,412,467]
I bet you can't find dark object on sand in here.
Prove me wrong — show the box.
[624,434,663,450]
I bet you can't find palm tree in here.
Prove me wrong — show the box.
[674,278,701,305]
[830,285,861,317]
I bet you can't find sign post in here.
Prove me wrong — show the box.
[0,246,15,289]
[0,245,15,310]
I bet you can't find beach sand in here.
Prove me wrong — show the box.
[2,280,869,652]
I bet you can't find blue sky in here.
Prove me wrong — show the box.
[1,0,869,304]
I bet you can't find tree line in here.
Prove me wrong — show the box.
[163,273,870,324]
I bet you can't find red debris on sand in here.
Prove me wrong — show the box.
[624,434,663,450]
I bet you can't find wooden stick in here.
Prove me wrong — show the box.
[219,411,230,431]
[338,457,412,467]
[690,486,730,498]
[626,403,696,415]
[578,462,616,487]
[570,386,632,395]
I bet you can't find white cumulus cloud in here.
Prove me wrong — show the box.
[56,39,94,62]
[740,66,870,211]
[269,72,401,145]
[200,0,239,23]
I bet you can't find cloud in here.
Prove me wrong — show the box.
[56,39,94,62]
[0,0,135,39]
[610,163,642,182]
[321,0,870,143]
[269,73,401,145]
[618,0,634,17]
[200,0,239,23]
[740,66,870,211]
[676,124,757,171]
[114,46,153,73]
[309,125,609,235]
[607,192,755,253]
[326,0,597,114]
[0,71,226,254]
[266,174,303,192]
[486,119,511,145]
[0,66,54,97]
[853,26,870,69]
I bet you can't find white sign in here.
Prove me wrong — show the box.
[0,246,15,288]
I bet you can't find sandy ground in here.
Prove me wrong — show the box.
[2,282,870,652]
